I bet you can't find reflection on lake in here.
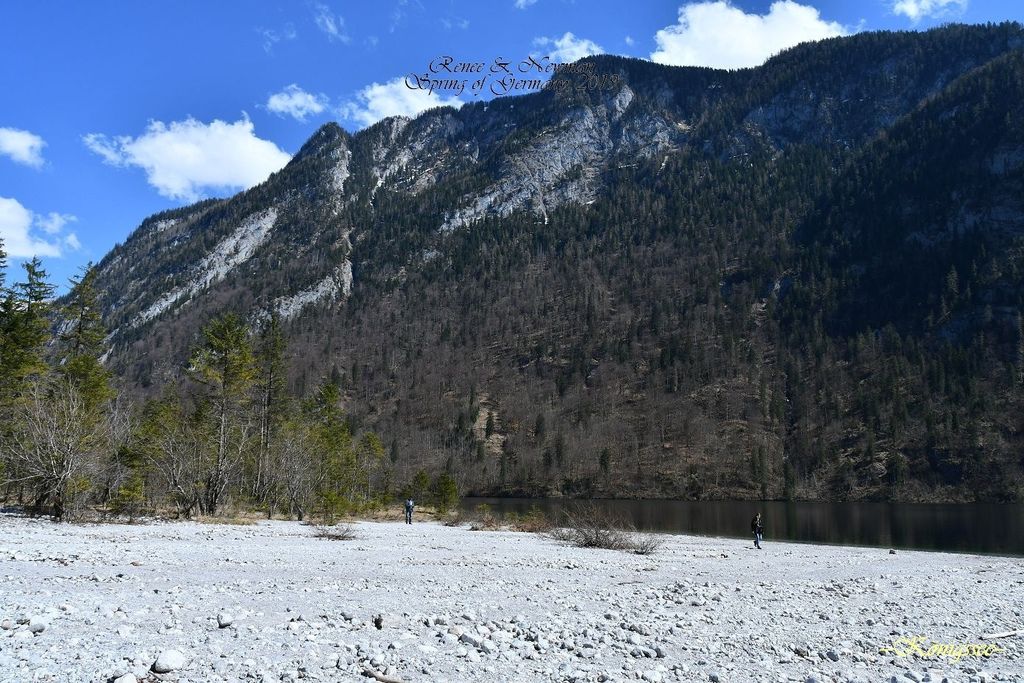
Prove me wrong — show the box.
[460,498,1024,556]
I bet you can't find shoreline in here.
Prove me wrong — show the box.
[1,514,1021,682]
[457,498,1024,558]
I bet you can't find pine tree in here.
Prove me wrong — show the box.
[358,431,385,502]
[59,264,114,412]
[411,469,430,501]
[433,472,459,514]
[0,258,54,408]
[307,379,355,520]
[188,313,256,514]
[253,312,287,503]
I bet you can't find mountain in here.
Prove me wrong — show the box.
[90,23,1024,502]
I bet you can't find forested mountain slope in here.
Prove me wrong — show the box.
[91,23,1024,502]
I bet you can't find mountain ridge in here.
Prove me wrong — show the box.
[88,22,1024,502]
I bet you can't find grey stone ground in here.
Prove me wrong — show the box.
[0,514,1021,682]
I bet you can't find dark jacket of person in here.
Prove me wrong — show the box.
[751,516,763,533]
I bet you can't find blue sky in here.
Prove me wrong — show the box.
[1,0,1022,289]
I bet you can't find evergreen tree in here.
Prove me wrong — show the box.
[0,258,54,408]
[306,379,356,520]
[433,472,459,514]
[59,264,114,412]
[599,448,611,478]
[188,314,256,514]
[358,432,386,502]
[410,469,430,502]
[253,312,288,503]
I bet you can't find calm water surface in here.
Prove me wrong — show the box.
[461,498,1024,556]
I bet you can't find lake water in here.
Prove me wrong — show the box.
[460,497,1024,556]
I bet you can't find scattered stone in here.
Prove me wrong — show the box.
[460,632,483,648]
[0,511,1018,683]
[152,649,186,673]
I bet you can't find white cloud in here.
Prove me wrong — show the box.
[82,133,123,166]
[37,212,76,235]
[625,35,635,46]
[83,116,292,202]
[267,84,328,122]
[0,127,46,169]
[389,0,416,32]
[533,32,605,63]
[313,2,350,43]
[258,23,297,53]
[339,76,463,129]
[440,16,470,30]
[515,0,538,8]
[892,0,967,22]
[651,1,847,69]
[0,196,80,258]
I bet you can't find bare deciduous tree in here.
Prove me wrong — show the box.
[139,400,206,518]
[1,381,105,521]
[271,419,320,521]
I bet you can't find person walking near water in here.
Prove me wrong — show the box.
[404,498,415,524]
[751,512,763,549]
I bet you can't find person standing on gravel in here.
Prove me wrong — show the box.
[405,498,415,524]
[751,512,763,549]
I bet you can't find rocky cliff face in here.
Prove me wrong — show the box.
[91,23,1024,502]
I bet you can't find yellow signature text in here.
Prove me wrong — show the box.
[880,636,1004,663]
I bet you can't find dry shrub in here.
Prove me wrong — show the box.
[506,505,553,533]
[441,511,464,527]
[468,503,501,531]
[196,515,256,526]
[551,503,662,554]
[440,504,552,532]
[629,533,663,556]
[313,523,357,541]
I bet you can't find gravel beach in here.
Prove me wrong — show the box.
[1,514,1021,682]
